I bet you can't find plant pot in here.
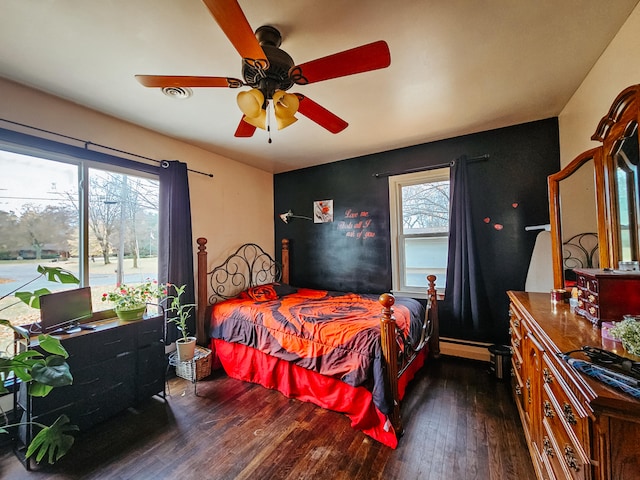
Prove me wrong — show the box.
[115,304,146,321]
[176,337,197,362]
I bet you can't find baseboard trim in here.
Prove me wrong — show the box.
[440,337,491,361]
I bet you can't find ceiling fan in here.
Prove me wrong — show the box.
[135,0,391,139]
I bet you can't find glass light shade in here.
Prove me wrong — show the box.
[242,111,266,130]
[273,90,300,116]
[237,89,265,119]
[273,90,299,130]
[275,113,297,130]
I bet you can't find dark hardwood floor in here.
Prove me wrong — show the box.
[0,356,535,480]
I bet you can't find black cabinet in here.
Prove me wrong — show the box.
[17,315,166,446]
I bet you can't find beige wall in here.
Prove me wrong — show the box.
[0,77,274,270]
[555,3,640,242]
[559,3,640,165]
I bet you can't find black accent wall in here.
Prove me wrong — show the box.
[274,118,560,344]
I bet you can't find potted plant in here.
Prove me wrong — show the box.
[166,284,196,361]
[609,316,640,355]
[0,265,79,464]
[101,280,167,321]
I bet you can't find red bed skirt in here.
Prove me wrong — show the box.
[210,338,427,449]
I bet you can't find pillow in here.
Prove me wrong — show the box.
[239,283,297,302]
[272,282,298,297]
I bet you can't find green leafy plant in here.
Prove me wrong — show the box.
[166,284,195,342]
[0,320,77,463]
[0,265,80,313]
[609,317,640,356]
[0,265,79,463]
[101,279,167,311]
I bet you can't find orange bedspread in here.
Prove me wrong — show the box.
[209,287,424,416]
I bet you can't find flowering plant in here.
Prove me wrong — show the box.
[609,317,640,355]
[101,280,167,311]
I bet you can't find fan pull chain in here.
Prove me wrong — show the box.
[267,102,272,143]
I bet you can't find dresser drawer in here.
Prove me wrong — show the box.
[541,410,589,480]
[92,326,136,363]
[541,357,589,452]
[136,316,164,347]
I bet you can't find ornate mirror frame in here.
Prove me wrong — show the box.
[549,84,640,289]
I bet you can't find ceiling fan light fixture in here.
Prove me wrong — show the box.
[237,88,265,118]
[241,109,267,130]
[275,113,297,130]
[273,90,299,115]
[273,89,299,130]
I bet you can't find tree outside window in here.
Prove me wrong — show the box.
[0,149,159,354]
[389,168,450,296]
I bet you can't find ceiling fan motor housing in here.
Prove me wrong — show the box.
[242,26,294,99]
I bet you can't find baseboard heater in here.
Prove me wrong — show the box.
[440,337,491,361]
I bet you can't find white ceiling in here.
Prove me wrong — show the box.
[1,1,638,173]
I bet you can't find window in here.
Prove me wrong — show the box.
[389,167,450,297]
[0,146,159,354]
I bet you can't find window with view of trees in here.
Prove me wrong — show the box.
[389,168,450,296]
[0,148,159,354]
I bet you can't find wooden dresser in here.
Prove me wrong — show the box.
[508,291,640,480]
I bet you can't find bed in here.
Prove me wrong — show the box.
[562,232,599,286]
[195,238,440,448]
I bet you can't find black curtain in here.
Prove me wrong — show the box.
[443,156,492,337]
[159,161,195,344]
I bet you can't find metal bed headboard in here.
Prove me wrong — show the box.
[207,243,282,304]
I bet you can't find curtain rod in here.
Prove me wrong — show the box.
[372,154,490,178]
[0,118,214,178]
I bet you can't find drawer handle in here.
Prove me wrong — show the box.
[564,445,580,472]
[543,436,554,457]
[513,318,520,328]
[515,384,522,396]
[513,338,520,348]
[514,360,521,370]
[104,339,123,346]
[77,377,100,386]
[543,368,553,384]
[79,406,101,417]
[563,403,577,426]
[510,367,515,377]
[543,400,555,418]
[526,379,531,404]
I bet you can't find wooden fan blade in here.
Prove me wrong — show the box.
[290,40,390,85]
[201,0,268,69]
[135,75,243,88]
[234,117,257,137]
[295,94,348,134]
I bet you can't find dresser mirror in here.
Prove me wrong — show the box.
[549,149,605,288]
[550,84,640,289]
[612,120,639,262]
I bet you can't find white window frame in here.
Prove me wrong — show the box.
[389,167,450,298]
